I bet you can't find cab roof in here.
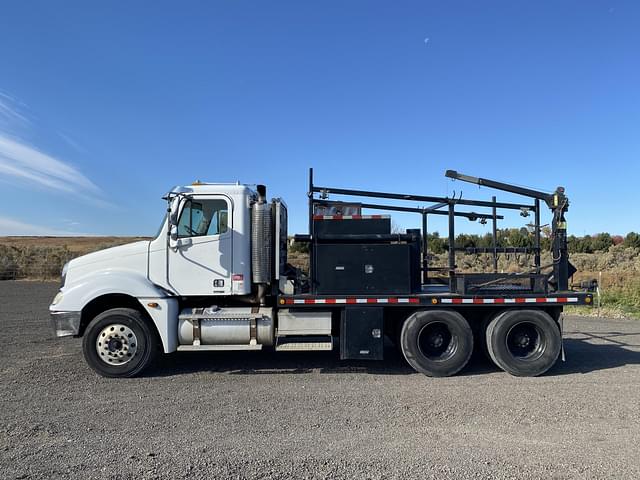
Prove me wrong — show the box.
[166,183,256,197]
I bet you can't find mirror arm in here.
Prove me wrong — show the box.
[166,193,184,250]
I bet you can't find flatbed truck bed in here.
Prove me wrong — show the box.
[279,291,592,307]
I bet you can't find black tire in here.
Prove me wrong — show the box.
[400,310,474,377]
[485,309,561,377]
[82,308,159,378]
[479,310,508,365]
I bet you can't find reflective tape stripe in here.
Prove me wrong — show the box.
[312,215,390,220]
[440,297,578,304]
[283,297,418,305]
[282,296,579,305]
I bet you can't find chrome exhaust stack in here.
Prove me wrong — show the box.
[251,184,273,305]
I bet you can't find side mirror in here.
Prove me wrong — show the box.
[169,225,178,248]
[169,198,181,226]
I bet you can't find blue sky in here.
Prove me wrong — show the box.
[0,1,638,237]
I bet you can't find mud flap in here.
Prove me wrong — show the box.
[559,314,566,362]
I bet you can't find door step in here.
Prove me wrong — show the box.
[177,344,263,352]
[275,336,334,352]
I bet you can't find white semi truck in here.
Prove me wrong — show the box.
[50,169,592,378]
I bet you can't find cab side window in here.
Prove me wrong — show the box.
[177,199,228,237]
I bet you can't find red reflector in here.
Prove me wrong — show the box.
[536,297,547,303]
[367,298,378,303]
[494,298,505,304]
[409,298,420,304]
[232,274,243,281]
[388,298,398,303]
[516,298,526,303]
[346,298,357,304]
[285,299,294,304]
[304,299,315,304]
[452,298,463,304]
[557,297,568,303]
[325,298,336,304]
[473,298,484,304]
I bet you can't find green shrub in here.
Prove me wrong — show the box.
[624,232,640,249]
[289,241,309,254]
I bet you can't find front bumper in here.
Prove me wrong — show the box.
[50,311,81,337]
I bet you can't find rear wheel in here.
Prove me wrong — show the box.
[479,310,509,364]
[400,310,473,377]
[82,308,159,378]
[485,309,561,377]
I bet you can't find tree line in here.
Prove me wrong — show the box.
[425,230,640,254]
[289,230,640,255]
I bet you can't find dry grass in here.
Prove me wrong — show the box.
[0,236,149,253]
[0,236,149,280]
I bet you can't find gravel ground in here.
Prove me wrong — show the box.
[1,281,640,480]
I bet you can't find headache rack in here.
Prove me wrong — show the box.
[302,168,574,296]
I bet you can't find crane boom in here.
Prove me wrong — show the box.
[444,170,564,209]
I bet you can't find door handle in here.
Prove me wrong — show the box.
[176,238,193,248]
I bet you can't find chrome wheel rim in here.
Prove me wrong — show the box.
[96,324,138,365]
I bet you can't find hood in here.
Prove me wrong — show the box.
[69,240,150,270]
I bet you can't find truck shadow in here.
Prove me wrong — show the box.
[148,332,640,378]
[152,345,416,376]
[550,332,640,375]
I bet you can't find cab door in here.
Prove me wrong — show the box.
[167,195,232,296]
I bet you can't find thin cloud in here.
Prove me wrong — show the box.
[0,92,107,206]
[58,131,87,153]
[0,92,31,128]
[0,134,100,194]
[0,215,87,236]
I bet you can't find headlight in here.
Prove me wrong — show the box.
[61,262,69,287]
[52,291,64,305]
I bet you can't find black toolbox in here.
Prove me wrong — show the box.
[313,216,390,236]
[314,243,418,294]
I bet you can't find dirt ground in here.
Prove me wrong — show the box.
[1,281,639,479]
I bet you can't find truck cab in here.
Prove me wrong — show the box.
[148,183,254,297]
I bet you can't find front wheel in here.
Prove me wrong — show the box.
[82,308,159,378]
[400,310,474,377]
